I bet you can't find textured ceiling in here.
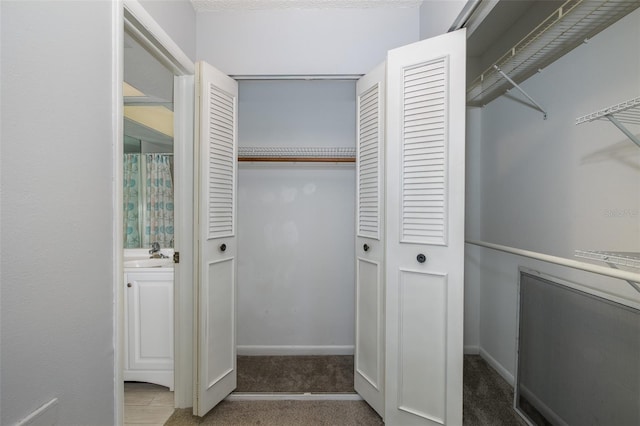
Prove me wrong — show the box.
[190,0,423,12]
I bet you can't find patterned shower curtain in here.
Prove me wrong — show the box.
[123,153,174,249]
[142,154,174,248]
[124,154,141,248]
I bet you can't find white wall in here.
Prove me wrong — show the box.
[467,8,640,382]
[419,0,466,40]
[1,1,116,424]
[138,0,196,61]
[236,81,356,353]
[196,7,420,75]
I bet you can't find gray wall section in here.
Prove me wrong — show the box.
[236,81,356,350]
[196,7,420,75]
[419,0,466,40]
[466,8,640,381]
[1,1,116,425]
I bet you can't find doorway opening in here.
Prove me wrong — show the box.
[233,79,358,396]
[116,3,195,425]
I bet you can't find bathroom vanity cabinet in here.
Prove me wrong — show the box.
[124,269,174,390]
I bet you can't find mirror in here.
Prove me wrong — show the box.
[123,31,175,249]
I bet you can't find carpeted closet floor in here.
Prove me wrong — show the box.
[164,354,528,425]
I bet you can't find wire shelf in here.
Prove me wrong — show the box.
[238,146,356,162]
[575,96,640,125]
[575,250,640,270]
[467,0,640,107]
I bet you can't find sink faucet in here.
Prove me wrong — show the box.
[149,242,161,255]
[149,242,169,259]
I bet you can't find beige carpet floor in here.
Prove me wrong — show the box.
[165,400,383,425]
[237,355,354,393]
[164,355,527,425]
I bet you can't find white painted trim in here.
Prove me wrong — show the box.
[172,75,195,409]
[226,393,362,401]
[236,345,355,356]
[463,345,480,354]
[123,0,194,75]
[517,385,569,426]
[112,2,125,425]
[478,347,514,386]
[117,0,196,418]
[14,399,59,426]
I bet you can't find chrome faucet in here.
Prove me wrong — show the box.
[149,242,162,257]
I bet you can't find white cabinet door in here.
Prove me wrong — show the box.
[125,270,174,389]
[355,62,386,419]
[384,29,466,426]
[194,61,238,417]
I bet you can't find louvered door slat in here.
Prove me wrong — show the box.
[207,84,235,239]
[401,57,448,245]
[357,83,382,240]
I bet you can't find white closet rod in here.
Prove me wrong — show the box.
[466,239,640,287]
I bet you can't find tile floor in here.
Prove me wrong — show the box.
[124,382,175,426]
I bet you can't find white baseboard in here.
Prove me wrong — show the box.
[479,347,514,386]
[237,345,355,356]
[464,345,480,354]
[15,398,58,426]
[227,393,362,401]
[519,384,568,426]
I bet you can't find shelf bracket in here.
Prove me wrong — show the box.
[494,65,547,120]
[605,261,640,294]
[605,114,640,148]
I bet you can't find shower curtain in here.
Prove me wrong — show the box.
[123,153,174,248]
[143,154,174,248]
[124,154,141,248]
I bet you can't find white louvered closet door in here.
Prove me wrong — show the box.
[384,29,466,426]
[355,62,385,418]
[194,61,238,417]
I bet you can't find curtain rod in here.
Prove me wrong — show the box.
[466,239,640,285]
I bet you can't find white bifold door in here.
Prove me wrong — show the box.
[384,29,466,425]
[193,29,465,423]
[355,62,386,417]
[194,61,238,417]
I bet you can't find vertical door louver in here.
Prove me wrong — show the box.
[402,57,448,245]
[207,84,235,239]
[358,84,381,240]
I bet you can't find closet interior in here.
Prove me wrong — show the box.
[235,79,358,394]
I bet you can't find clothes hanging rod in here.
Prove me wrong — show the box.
[231,74,363,81]
[575,250,640,293]
[493,65,547,119]
[466,240,640,291]
[238,157,354,163]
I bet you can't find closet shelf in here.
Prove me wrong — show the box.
[467,0,640,108]
[575,250,640,294]
[238,147,356,163]
[575,250,640,270]
[575,96,640,148]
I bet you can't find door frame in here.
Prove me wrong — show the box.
[114,1,195,424]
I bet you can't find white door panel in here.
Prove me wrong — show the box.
[194,61,238,417]
[385,29,466,426]
[355,62,386,418]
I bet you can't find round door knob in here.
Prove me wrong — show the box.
[127,283,132,288]
[416,253,427,264]
[219,243,227,252]
[363,244,370,252]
